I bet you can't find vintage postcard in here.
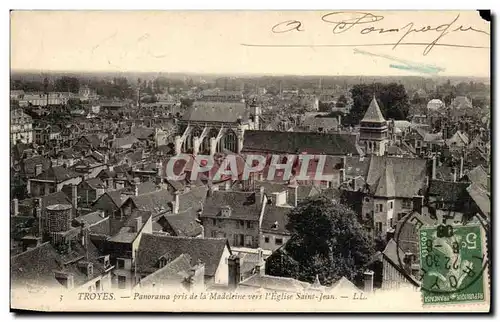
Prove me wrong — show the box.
[9,10,491,313]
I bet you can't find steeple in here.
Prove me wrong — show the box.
[362,96,386,123]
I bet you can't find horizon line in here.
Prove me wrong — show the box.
[10,69,490,79]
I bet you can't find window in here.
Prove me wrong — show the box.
[95,280,101,292]
[118,276,127,289]
[264,236,270,243]
[375,222,382,234]
[212,218,217,226]
[389,218,393,227]
[245,235,253,247]
[117,259,125,269]
[246,221,253,229]
[389,201,393,210]
[275,238,283,246]
[211,231,217,238]
[239,220,245,228]
[376,204,383,212]
[402,199,413,209]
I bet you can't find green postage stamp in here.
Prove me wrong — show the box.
[419,224,488,305]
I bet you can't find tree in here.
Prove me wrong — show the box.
[343,83,410,126]
[336,94,347,108]
[54,76,80,93]
[266,195,374,286]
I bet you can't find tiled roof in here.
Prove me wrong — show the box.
[464,166,489,189]
[161,208,203,237]
[201,191,261,221]
[21,156,51,176]
[138,254,192,288]
[467,183,490,218]
[301,116,339,130]
[239,274,310,292]
[178,185,208,213]
[136,233,228,277]
[131,127,154,140]
[427,180,470,203]
[366,156,427,198]
[373,161,396,197]
[84,178,105,190]
[34,166,80,182]
[183,101,250,123]
[129,189,174,214]
[260,205,291,235]
[345,156,371,178]
[242,130,361,155]
[73,211,107,227]
[382,239,419,286]
[361,97,386,123]
[112,135,138,149]
[11,242,62,288]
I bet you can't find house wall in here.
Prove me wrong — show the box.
[92,194,120,218]
[259,232,290,252]
[56,177,82,193]
[213,246,231,286]
[382,258,416,291]
[202,217,260,248]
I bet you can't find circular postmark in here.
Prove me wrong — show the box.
[395,200,489,296]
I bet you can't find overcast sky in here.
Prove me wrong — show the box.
[10,11,490,77]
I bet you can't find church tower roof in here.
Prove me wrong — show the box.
[362,97,386,123]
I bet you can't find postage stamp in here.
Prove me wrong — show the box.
[418,224,488,305]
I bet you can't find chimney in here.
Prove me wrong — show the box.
[255,186,265,207]
[35,164,43,176]
[459,156,464,179]
[72,184,78,210]
[96,187,105,199]
[172,190,180,214]
[452,168,457,182]
[287,183,298,207]
[272,191,287,207]
[187,261,205,292]
[431,156,437,180]
[157,161,163,177]
[363,270,374,293]
[339,169,346,185]
[224,180,231,191]
[134,185,139,196]
[228,255,241,290]
[135,216,142,232]
[403,252,414,275]
[255,248,266,276]
[11,199,19,216]
[412,195,424,213]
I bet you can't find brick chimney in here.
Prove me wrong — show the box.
[228,255,241,290]
[134,185,139,196]
[255,248,265,276]
[35,164,43,177]
[11,198,19,216]
[135,216,142,233]
[287,183,298,207]
[187,261,205,292]
[431,156,437,180]
[172,190,181,214]
[363,270,374,293]
[412,195,424,213]
[72,184,78,210]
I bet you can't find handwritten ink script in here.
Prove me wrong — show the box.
[246,12,490,56]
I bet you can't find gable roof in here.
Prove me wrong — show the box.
[242,130,361,155]
[361,97,386,123]
[373,161,396,197]
[161,208,203,237]
[427,180,470,203]
[138,254,192,288]
[11,242,62,288]
[382,239,419,287]
[201,191,261,221]
[183,101,250,123]
[366,156,427,198]
[136,233,229,277]
[239,274,310,292]
[463,165,489,189]
[112,135,138,149]
[261,205,291,235]
[84,178,105,190]
[466,183,490,218]
[34,166,80,182]
[129,189,174,214]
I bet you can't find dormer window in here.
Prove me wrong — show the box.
[271,221,279,230]
[158,255,169,268]
[221,205,231,217]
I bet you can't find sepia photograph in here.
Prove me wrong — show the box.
[8,9,491,313]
